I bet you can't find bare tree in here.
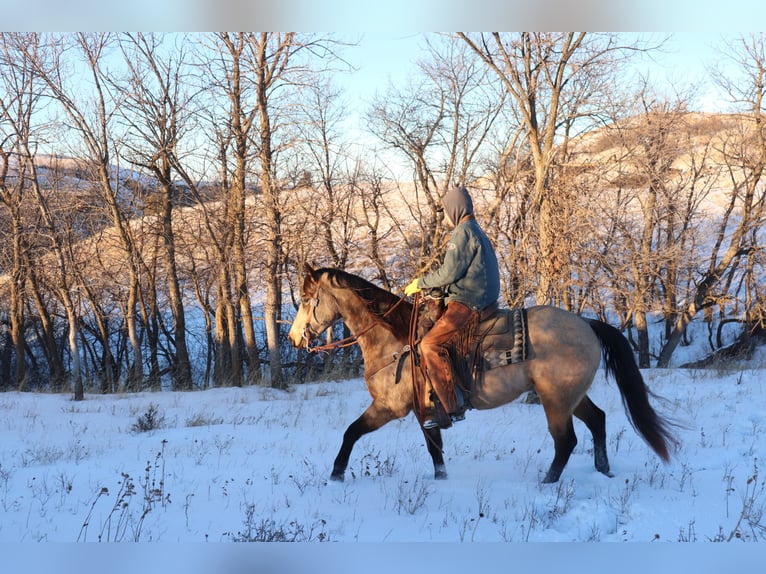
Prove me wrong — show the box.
[0,35,30,389]
[367,72,445,264]
[192,33,345,389]
[1,33,86,396]
[656,33,766,365]
[368,35,505,278]
[208,32,263,387]
[293,77,355,269]
[25,33,150,390]
[112,32,195,389]
[457,32,647,305]
[599,89,704,366]
[351,161,399,288]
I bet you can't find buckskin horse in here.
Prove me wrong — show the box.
[287,264,678,483]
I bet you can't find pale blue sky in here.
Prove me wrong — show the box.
[335,32,735,138]
[326,32,739,179]
[340,32,733,112]
[331,32,425,115]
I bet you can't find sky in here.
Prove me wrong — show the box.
[319,31,737,179]
[300,31,738,142]
[635,33,733,110]
[1,29,744,183]
[339,32,734,109]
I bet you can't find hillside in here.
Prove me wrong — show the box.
[1,110,764,395]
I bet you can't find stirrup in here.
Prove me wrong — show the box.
[422,405,452,430]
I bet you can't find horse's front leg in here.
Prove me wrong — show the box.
[331,402,398,482]
[330,402,448,481]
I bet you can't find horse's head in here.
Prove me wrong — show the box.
[287,263,342,349]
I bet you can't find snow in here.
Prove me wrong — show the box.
[3,319,759,574]
[1,354,765,571]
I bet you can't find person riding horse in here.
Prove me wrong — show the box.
[289,265,677,483]
[405,185,501,430]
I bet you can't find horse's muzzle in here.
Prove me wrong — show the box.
[288,322,311,349]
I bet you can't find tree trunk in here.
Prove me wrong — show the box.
[161,181,192,390]
[9,257,26,388]
[259,148,285,389]
[26,268,65,389]
[214,278,233,386]
[125,277,144,390]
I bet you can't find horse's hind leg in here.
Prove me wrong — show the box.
[574,395,613,477]
[423,426,447,479]
[541,408,578,484]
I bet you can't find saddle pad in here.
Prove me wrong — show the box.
[481,308,528,369]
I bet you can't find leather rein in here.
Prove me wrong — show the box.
[304,289,411,355]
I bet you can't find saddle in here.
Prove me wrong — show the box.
[474,305,530,369]
[415,297,530,408]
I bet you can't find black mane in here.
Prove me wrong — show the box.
[316,268,412,335]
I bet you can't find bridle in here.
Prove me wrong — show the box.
[300,284,409,355]
[299,294,329,349]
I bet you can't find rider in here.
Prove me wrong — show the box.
[404,185,500,429]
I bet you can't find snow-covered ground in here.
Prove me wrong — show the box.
[1,348,765,570]
[0,369,760,544]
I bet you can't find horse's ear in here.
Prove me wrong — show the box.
[302,262,319,286]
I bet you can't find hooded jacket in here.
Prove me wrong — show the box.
[418,186,500,310]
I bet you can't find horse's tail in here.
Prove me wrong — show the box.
[587,319,679,462]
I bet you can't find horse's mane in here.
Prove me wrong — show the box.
[315,268,412,337]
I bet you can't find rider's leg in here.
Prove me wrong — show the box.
[419,301,474,428]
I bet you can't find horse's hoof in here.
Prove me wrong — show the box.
[434,468,448,480]
[542,472,560,484]
[329,472,344,483]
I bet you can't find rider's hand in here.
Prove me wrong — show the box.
[404,278,421,296]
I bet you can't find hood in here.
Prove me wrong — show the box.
[443,185,474,226]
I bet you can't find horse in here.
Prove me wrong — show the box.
[287,264,678,484]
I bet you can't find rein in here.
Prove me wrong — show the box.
[408,292,426,421]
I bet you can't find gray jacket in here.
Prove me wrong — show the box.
[419,187,500,311]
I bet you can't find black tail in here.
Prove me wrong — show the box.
[588,319,679,462]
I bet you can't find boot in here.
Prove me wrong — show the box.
[449,386,466,422]
[422,392,455,430]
